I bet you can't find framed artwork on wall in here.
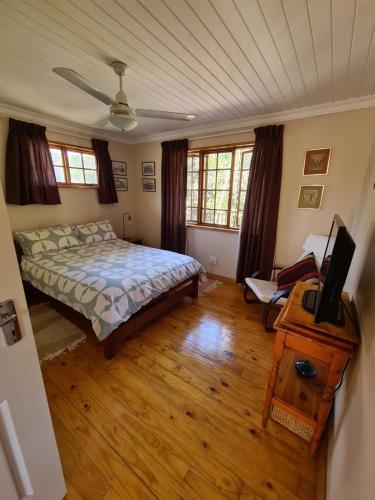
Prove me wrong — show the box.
[114,177,128,191]
[112,161,127,176]
[303,148,331,176]
[142,161,155,176]
[298,185,324,210]
[142,178,156,192]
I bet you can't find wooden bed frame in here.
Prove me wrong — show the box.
[15,239,200,359]
[102,274,199,359]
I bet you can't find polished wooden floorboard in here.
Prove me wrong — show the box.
[41,280,318,499]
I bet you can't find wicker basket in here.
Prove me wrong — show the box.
[271,405,314,441]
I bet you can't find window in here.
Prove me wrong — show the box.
[186,144,253,230]
[49,142,98,186]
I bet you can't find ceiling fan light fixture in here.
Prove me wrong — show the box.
[108,113,137,131]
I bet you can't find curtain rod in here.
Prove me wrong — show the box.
[188,128,253,141]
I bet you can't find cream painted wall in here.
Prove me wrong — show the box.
[0,117,137,238]
[327,144,375,500]
[130,108,375,279]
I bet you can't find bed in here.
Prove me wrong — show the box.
[17,223,204,358]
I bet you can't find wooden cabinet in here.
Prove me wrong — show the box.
[262,282,358,455]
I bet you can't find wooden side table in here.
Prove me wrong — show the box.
[262,282,358,456]
[123,237,143,245]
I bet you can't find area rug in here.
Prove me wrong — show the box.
[29,303,87,363]
[199,277,222,295]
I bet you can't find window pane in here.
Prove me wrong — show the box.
[70,168,84,183]
[242,151,252,170]
[192,155,199,171]
[216,169,231,190]
[67,151,82,168]
[202,209,214,224]
[238,210,244,226]
[84,169,97,184]
[206,154,217,170]
[214,210,227,225]
[241,170,249,190]
[192,190,199,207]
[203,170,216,189]
[215,190,229,210]
[240,191,247,210]
[217,152,232,169]
[54,166,65,183]
[186,208,192,221]
[192,171,199,190]
[203,190,215,209]
[191,208,198,222]
[50,148,63,166]
[82,154,96,170]
[230,210,238,228]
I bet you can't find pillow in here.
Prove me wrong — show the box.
[74,220,118,245]
[277,252,320,291]
[15,224,81,257]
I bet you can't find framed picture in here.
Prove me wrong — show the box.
[142,178,156,192]
[142,161,155,176]
[303,148,331,176]
[112,161,127,176]
[114,177,128,191]
[298,185,324,210]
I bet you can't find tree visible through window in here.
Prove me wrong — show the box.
[49,142,98,186]
[186,145,253,229]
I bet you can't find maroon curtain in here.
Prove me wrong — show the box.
[92,138,118,204]
[236,125,284,283]
[5,118,60,205]
[161,139,188,254]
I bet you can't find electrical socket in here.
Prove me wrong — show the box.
[209,256,218,266]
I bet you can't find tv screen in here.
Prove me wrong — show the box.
[302,215,356,326]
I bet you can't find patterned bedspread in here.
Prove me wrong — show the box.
[21,240,204,341]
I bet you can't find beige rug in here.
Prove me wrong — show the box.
[199,277,222,295]
[29,303,87,363]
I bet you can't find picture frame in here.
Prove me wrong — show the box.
[298,185,324,210]
[142,161,155,176]
[142,178,156,192]
[112,161,127,176]
[114,177,128,191]
[303,148,331,176]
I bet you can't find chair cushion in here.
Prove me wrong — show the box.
[277,252,319,291]
[245,277,288,305]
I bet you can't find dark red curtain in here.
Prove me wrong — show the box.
[236,125,284,283]
[6,118,61,205]
[161,139,188,254]
[92,138,118,204]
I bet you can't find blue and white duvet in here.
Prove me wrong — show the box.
[21,240,204,341]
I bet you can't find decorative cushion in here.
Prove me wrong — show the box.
[73,220,118,245]
[15,224,81,257]
[277,252,319,291]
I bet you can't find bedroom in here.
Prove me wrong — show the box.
[0,1,374,499]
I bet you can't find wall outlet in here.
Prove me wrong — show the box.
[209,256,218,266]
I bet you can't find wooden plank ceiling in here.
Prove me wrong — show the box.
[0,0,375,139]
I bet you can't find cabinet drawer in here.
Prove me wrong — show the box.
[275,349,328,419]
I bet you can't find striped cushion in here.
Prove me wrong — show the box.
[277,253,319,291]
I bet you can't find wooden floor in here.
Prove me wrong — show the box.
[41,279,318,500]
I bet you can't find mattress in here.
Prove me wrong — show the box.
[21,240,204,341]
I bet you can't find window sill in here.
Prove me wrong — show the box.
[186,224,239,234]
[57,183,98,189]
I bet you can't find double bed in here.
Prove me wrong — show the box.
[17,222,204,358]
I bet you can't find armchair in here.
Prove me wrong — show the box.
[244,233,329,331]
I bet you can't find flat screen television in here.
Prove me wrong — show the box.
[302,214,356,326]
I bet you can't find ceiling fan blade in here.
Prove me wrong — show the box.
[53,67,114,106]
[135,109,195,121]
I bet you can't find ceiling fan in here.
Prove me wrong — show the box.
[53,61,195,132]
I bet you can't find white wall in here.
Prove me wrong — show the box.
[327,142,375,500]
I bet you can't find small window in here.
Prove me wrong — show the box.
[49,142,98,186]
[186,144,253,230]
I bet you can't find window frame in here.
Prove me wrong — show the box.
[186,142,253,231]
[49,141,98,188]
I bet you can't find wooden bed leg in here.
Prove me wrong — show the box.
[191,274,199,298]
[104,340,115,360]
